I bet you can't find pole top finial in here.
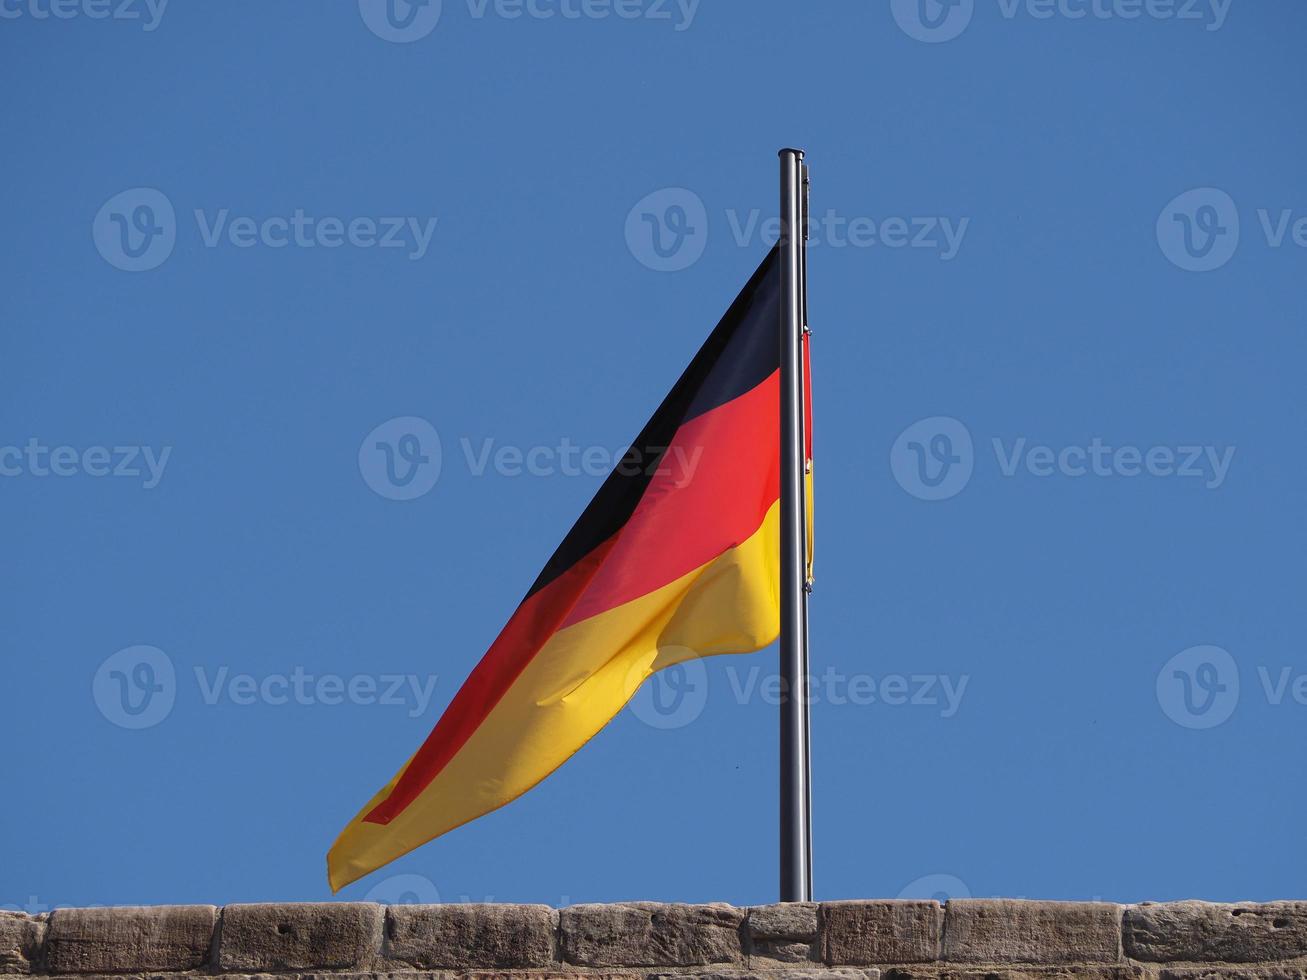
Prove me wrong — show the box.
[778,147,806,159]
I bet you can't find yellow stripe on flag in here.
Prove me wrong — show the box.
[328,501,781,892]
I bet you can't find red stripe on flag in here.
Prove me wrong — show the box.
[363,535,617,826]
[559,370,780,629]
[363,371,781,827]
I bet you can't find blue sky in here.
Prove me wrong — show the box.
[2,0,1304,910]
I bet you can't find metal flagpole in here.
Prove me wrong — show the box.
[799,159,814,903]
[789,161,810,904]
[778,147,812,903]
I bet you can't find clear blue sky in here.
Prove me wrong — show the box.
[3,0,1304,911]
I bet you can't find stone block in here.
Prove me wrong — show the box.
[1125,902,1307,963]
[43,906,215,974]
[749,903,820,963]
[750,904,820,941]
[384,904,555,969]
[823,901,942,965]
[942,900,1121,964]
[560,903,744,968]
[0,912,45,974]
[217,903,381,972]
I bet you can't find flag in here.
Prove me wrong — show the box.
[329,247,809,891]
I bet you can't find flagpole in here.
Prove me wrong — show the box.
[778,147,812,903]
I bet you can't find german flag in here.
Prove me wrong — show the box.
[329,248,811,891]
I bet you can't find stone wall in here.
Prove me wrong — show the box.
[4,900,1307,979]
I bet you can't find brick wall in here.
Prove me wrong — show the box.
[4,900,1306,979]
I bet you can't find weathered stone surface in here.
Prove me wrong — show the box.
[942,900,1121,964]
[43,906,215,974]
[749,904,820,963]
[882,969,1142,980]
[0,913,45,974]
[756,943,820,964]
[1124,902,1307,963]
[16,900,1307,977]
[822,902,942,965]
[384,905,555,969]
[37,975,292,980]
[751,904,820,941]
[560,903,744,968]
[218,903,382,971]
[1158,970,1307,980]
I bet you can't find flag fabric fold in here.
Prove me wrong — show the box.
[329,248,796,892]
